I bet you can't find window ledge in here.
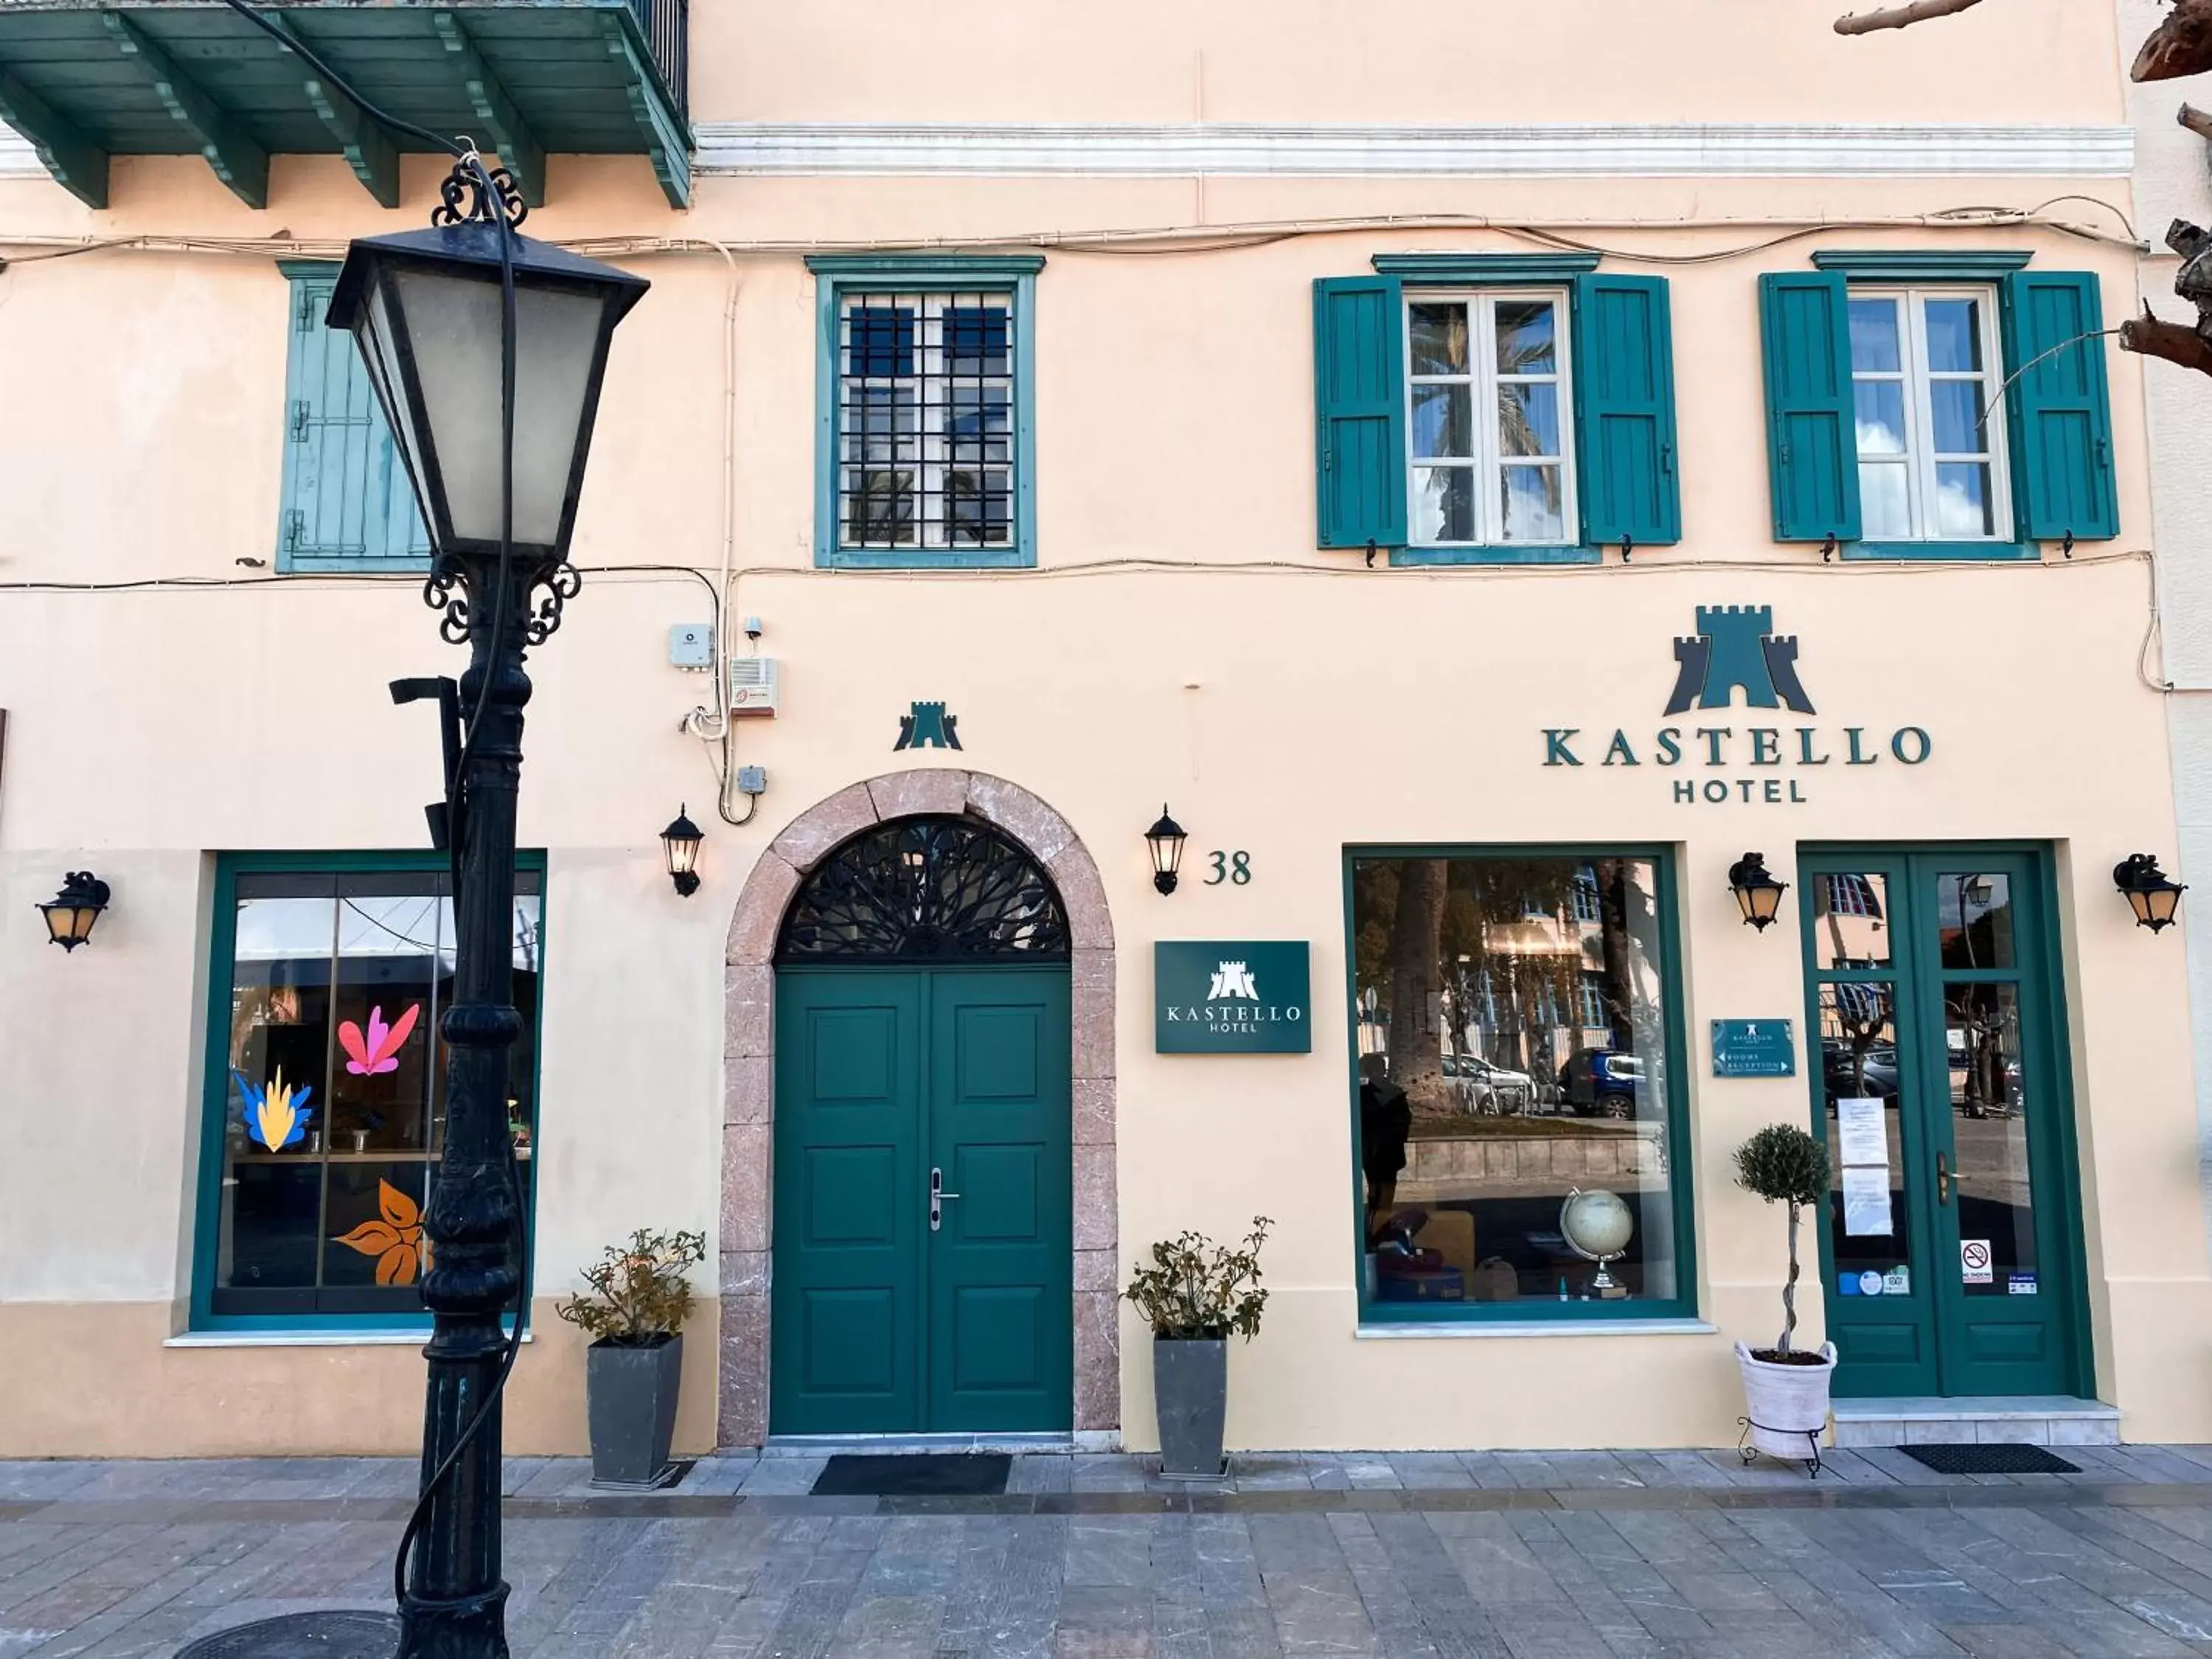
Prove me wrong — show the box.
[1356,1318,1717,1340]
[1840,540,2036,562]
[1389,544,1605,568]
[168,1329,532,1349]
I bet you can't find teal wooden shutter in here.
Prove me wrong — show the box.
[1759,271,1860,543]
[277,268,429,571]
[2001,271,2117,542]
[1313,276,1407,550]
[1572,274,1681,545]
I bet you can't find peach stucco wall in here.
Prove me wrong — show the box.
[1,0,2203,1453]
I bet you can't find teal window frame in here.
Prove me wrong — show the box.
[188,849,547,1335]
[274,261,431,576]
[1382,254,1600,568]
[807,254,1043,570]
[1764,251,2115,561]
[1341,843,1700,1326]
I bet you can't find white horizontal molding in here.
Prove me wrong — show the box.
[697,122,2132,179]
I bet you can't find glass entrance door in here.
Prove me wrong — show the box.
[1801,848,2087,1399]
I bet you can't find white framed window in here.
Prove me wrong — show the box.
[1848,288,2009,542]
[837,290,1015,554]
[1405,289,1576,546]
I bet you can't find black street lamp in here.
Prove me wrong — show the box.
[178,63,645,1659]
[661,806,706,897]
[1144,805,1189,895]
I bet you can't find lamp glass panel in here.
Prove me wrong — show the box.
[2127,888,2157,927]
[391,268,608,549]
[2148,886,2182,928]
[1747,883,1783,925]
[68,903,100,942]
[665,831,701,878]
[40,904,71,945]
[360,274,430,529]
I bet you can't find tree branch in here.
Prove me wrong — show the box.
[2182,102,2212,142]
[2120,305,2212,378]
[1834,0,1986,36]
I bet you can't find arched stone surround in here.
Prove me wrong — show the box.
[719,769,1119,1447]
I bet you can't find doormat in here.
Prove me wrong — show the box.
[1898,1443,2080,1475]
[812,1453,1012,1497]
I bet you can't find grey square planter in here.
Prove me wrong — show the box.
[585,1333,683,1488]
[1152,1337,1227,1478]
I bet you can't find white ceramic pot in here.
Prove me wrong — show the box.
[1734,1340,1837,1464]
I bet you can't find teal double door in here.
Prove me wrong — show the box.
[1800,847,2090,1400]
[771,967,1073,1436]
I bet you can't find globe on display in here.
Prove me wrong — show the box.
[1560,1188,1635,1262]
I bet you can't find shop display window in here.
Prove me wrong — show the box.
[192,855,543,1329]
[1349,849,1694,1322]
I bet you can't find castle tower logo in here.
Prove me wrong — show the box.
[1663,605,1815,717]
[1207,960,1258,1001]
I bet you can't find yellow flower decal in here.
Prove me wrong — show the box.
[335,1180,427,1287]
[236,1066,313,1152]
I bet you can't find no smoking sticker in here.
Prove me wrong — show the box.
[1961,1239,1992,1284]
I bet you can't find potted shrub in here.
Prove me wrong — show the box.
[557,1228,706,1489]
[1124,1216,1271,1478]
[1732,1124,1837,1471]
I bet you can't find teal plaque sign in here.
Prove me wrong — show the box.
[1155,942,1311,1054]
[1711,1018,1796,1078]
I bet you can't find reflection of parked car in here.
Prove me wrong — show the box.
[1463,1057,1534,1115]
[1563,1048,1641,1117]
[1441,1053,1534,1115]
[1823,1040,1899,1103]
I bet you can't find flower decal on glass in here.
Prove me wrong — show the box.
[236,1067,314,1152]
[335,1180,428,1287]
[338,1003,420,1077]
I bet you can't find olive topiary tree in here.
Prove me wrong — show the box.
[1733,1124,1832,1359]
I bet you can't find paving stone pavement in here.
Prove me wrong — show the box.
[10,1448,2212,1655]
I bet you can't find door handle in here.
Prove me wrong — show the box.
[930,1166,961,1233]
[1936,1151,1952,1207]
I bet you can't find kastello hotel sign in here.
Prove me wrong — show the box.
[1541,605,1930,806]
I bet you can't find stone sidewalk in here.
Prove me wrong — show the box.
[13,1447,2212,1655]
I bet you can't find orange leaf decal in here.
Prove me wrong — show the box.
[337,1180,426,1288]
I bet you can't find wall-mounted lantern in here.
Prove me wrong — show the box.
[661,807,704,897]
[1727,852,1787,931]
[2114,853,2185,933]
[37,871,110,951]
[1144,806,1188,896]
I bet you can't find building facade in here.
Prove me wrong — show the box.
[1,0,2205,1458]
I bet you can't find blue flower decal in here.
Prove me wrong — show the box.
[236,1067,314,1152]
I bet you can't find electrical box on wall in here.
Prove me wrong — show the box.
[668,623,714,671]
[729,656,780,715]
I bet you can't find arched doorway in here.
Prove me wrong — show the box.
[772,815,1071,1435]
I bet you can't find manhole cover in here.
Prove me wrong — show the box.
[1899,1443,2080,1475]
[175,1610,401,1658]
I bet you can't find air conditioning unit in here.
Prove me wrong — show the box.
[728,655,780,716]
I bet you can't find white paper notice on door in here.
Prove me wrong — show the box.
[1842,1166,1893,1237]
[1837,1097,1888,1169]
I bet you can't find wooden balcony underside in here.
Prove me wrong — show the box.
[0,1,691,210]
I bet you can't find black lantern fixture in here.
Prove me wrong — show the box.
[328,220,648,570]
[661,806,705,897]
[1144,805,1189,895]
[1727,852,1788,931]
[36,871,109,951]
[2115,853,2187,933]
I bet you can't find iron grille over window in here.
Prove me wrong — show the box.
[838,291,1015,552]
[778,817,1068,964]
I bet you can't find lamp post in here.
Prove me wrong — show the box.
[180,159,647,1659]
[339,175,646,1659]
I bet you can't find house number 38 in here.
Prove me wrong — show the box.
[1206,852,1253,886]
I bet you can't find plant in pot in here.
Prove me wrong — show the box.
[557,1228,706,1489]
[1732,1124,1837,1474]
[1124,1215,1271,1478]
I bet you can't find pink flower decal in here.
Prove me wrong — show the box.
[338,1003,421,1077]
